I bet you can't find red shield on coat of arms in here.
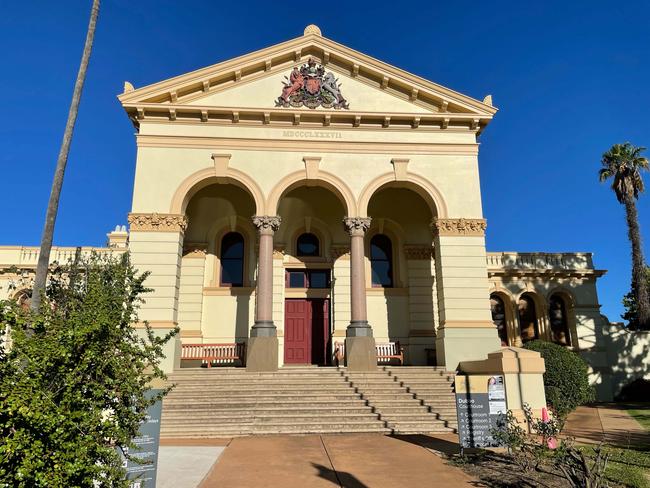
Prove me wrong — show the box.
[304,77,321,95]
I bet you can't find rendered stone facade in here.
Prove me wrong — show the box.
[1,26,646,400]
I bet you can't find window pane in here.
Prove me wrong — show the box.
[518,296,539,342]
[221,259,243,286]
[371,261,392,287]
[549,295,571,346]
[297,233,319,257]
[309,270,329,288]
[288,271,306,288]
[222,233,244,259]
[370,235,391,260]
[220,232,244,286]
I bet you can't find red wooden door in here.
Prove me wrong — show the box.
[284,299,312,364]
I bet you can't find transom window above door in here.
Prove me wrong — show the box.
[286,269,330,288]
[296,233,320,257]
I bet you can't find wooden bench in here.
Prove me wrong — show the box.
[333,341,404,366]
[181,342,246,367]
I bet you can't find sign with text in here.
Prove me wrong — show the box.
[455,375,507,448]
[120,389,163,488]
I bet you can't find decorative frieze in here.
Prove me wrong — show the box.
[343,217,372,237]
[404,245,434,260]
[252,215,282,234]
[128,213,188,233]
[431,218,486,237]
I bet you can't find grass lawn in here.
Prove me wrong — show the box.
[628,408,650,431]
[578,444,650,488]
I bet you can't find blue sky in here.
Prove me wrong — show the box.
[1,1,649,323]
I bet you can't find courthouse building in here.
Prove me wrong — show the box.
[1,25,642,402]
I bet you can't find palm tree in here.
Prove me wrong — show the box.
[599,142,650,329]
[31,0,101,312]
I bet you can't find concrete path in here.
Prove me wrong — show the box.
[157,439,230,488]
[564,404,650,447]
[199,434,476,488]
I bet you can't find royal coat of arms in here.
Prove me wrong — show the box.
[276,57,349,109]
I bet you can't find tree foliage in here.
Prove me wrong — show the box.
[599,142,650,329]
[524,340,594,420]
[622,266,650,330]
[0,253,177,487]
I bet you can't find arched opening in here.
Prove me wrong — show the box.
[367,185,436,364]
[518,293,540,343]
[296,232,320,257]
[490,294,509,346]
[179,183,258,358]
[277,185,347,366]
[370,234,393,288]
[220,232,245,287]
[549,294,572,346]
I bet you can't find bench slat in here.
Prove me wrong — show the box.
[181,342,246,367]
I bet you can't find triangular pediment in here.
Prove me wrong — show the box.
[119,26,497,130]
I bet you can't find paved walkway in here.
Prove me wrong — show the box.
[564,404,650,447]
[199,434,475,488]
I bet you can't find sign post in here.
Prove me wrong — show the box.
[455,375,507,450]
[120,389,163,488]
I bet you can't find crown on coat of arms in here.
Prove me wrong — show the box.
[276,57,349,110]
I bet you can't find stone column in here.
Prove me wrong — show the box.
[431,218,501,370]
[343,217,377,371]
[127,212,187,373]
[247,215,281,371]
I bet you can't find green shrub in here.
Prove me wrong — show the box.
[524,340,595,419]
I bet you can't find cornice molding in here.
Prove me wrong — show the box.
[431,218,487,237]
[128,213,188,233]
[117,34,496,122]
[124,103,488,132]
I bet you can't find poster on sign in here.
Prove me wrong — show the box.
[455,375,507,449]
[118,389,163,488]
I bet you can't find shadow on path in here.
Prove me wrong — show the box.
[312,463,370,488]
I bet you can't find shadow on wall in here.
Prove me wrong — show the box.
[580,319,650,401]
[235,292,251,342]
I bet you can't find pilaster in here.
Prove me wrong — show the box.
[431,218,500,370]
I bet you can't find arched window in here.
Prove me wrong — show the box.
[220,232,244,287]
[518,294,539,343]
[549,294,572,346]
[490,294,509,346]
[297,233,319,257]
[370,234,393,287]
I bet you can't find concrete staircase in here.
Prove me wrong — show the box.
[161,366,456,438]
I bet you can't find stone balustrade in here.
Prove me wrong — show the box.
[486,252,598,274]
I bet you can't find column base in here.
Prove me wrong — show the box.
[246,336,279,372]
[435,325,501,370]
[250,320,277,338]
[346,320,373,337]
[345,336,377,371]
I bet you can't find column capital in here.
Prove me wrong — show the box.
[128,213,188,233]
[430,217,487,237]
[343,217,372,237]
[252,215,281,235]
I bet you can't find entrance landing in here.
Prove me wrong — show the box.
[199,434,475,488]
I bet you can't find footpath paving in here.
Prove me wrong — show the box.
[564,404,650,447]
[198,433,475,488]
